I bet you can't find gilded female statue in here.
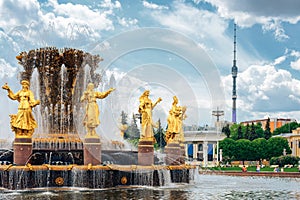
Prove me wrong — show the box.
[138,90,162,139]
[80,83,115,137]
[2,80,40,137]
[166,96,186,143]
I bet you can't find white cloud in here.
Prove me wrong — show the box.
[291,50,300,57]
[145,1,259,71]
[0,0,121,47]
[100,0,121,9]
[142,1,168,10]
[273,55,286,65]
[0,0,41,32]
[47,0,115,34]
[118,17,138,27]
[0,58,16,78]
[262,20,289,41]
[204,0,300,40]
[290,58,300,70]
[223,62,300,122]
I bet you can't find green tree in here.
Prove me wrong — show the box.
[154,119,166,149]
[229,123,240,140]
[219,138,236,160]
[120,110,128,125]
[222,124,231,138]
[234,139,252,164]
[125,113,140,139]
[252,138,268,160]
[265,137,291,160]
[254,122,264,138]
[270,155,300,167]
[244,124,250,140]
[237,125,243,140]
[264,118,272,140]
[249,122,258,141]
[273,122,299,135]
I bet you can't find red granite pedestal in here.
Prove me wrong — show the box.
[84,137,101,165]
[165,142,181,165]
[180,143,185,164]
[138,139,154,166]
[14,138,32,165]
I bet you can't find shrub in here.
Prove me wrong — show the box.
[270,155,300,167]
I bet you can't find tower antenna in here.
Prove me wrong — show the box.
[232,23,238,123]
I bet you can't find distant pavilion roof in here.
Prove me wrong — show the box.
[184,130,226,143]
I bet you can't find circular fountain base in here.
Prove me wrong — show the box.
[0,164,195,190]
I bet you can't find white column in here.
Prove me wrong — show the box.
[293,140,297,156]
[193,143,197,160]
[185,144,188,160]
[212,143,216,160]
[203,141,208,167]
[297,140,299,157]
[295,140,299,157]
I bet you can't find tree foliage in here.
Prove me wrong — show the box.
[219,136,292,161]
[154,119,166,149]
[219,138,236,160]
[229,123,264,141]
[249,122,257,141]
[222,124,231,138]
[120,110,128,125]
[265,137,291,160]
[244,124,250,140]
[270,155,300,167]
[237,125,243,140]
[235,139,252,162]
[264,118,271,140]
[125,113,140,139]
[251,138,267,161]
[273,122,300,135]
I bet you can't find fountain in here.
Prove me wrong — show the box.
[0,47,195,190]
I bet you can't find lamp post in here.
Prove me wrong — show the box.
[212,107,224,164]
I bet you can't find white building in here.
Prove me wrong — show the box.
[184,129,226,166]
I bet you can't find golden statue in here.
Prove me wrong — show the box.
[166,96,186,143]
[2,80,40,138]
[80,83,115,138]
[138,90,162,139]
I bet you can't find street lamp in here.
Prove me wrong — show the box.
[134,113,142,124]
[212,107,224,164]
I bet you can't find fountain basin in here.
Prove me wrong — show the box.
[0,164,195,190]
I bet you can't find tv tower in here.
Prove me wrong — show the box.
[232,23,238,123]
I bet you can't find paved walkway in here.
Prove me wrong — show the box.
[199,170,300,178]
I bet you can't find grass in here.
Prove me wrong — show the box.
[208,166,299,172]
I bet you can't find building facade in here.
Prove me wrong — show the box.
[184,130,226,166]
[241,118,296,133]
[280,128,300,157]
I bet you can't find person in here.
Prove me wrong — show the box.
[242,165,247,172]
[256,164,261,172]
[2,80,40,137]
[274,167,279,172]
[138,90,162,139]
[80,83,115,137]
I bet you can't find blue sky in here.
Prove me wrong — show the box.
[1,0,300,137]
